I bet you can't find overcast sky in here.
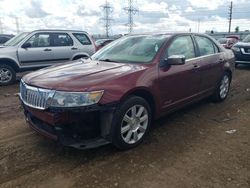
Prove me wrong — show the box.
[0,0,249,35]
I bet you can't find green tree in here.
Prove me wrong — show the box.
[235,26,239,33]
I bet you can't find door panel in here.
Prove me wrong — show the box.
[18,33,54,65]
[50,33,74,62]
[18,47,54,64]
[159,59,200,111]
[194,35,223,92]
[158,35,200,112]
[196,54,223,92]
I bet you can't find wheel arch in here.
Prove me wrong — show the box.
[0,58,19,72]
[120,87,156,119]
[224,68,232,82]
[72,53,90,60]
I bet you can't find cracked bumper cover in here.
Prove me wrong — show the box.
[21,102,118,149]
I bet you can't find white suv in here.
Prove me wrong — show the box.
[0,30,96,85]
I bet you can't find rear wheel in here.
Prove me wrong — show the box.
[0,64,16,86]
[213,72,231,102]
[111,96,152,150]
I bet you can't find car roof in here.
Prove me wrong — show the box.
[30,29,89,34]
[128,32,211,37]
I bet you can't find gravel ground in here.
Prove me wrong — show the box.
[0,67,249,188]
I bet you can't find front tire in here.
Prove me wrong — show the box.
[111,96,152,150]
[213,72,231,102]
[0,64,16,86]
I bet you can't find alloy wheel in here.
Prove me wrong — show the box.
[0,68,12,84]
[219,75,230,99]
[121,105,149,144]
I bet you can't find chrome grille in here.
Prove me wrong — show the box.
[20,80,54,110]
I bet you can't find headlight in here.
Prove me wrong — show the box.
[50,90,104,107]
[232,46,240,52]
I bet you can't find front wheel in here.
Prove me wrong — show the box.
[213,72,231,102]
[111,96,152,150]
[0,64,16,86]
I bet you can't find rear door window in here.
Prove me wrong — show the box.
[195,36,217,56]
[73,33,91,45]
[52,33,73,46]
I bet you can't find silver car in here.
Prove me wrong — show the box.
[0,30,96,85]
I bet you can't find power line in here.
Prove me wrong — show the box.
[124,0,138,33]
[100,0,113,37]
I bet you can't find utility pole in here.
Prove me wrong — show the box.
[197,19,200,33]
[124,0,138,34]
[15,17,20,34]
[228,1,233,33]
[0,17,3,34]
[101,0,113,38]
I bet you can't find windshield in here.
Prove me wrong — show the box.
[243,35,250,43]
[92,35,168,64]
[4,32,30,46]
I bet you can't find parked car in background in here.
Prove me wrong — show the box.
[218,37,237,49]
[0,34,14,45]
[20,33,234,150]
[0,30,96,85]
[95,38,114,51]
[232,34,250,66]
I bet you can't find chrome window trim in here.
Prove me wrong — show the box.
[186,52,223,62]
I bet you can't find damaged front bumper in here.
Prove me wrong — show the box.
[21,102,117,149]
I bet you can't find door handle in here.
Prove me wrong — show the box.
[193,64,200,69]
[44,48,52,51]
[71,47,78,50]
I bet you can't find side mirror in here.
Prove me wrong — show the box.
[22,42,31,48]
[160,55,186,67]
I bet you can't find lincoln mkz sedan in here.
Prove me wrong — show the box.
[19,33,235,150]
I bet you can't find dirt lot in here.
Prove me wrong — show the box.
[0,68,249,188]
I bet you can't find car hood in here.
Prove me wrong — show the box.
[22,60,146,91]
[0,46,17,52]
[234,42,250,47]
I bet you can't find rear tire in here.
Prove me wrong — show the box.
[0,64,16,86]
[212,72,231,102]
[111,96,152,150]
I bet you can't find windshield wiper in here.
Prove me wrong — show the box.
[98,58,119,63]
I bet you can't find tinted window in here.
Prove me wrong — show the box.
[0,37,10,44]
[53,33,73,46]
[195,36,215,56]
[167,36,195,59]
[26,33,51,47]
[73,33,91,45]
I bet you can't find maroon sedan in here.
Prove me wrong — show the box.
[20,33,235,150]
